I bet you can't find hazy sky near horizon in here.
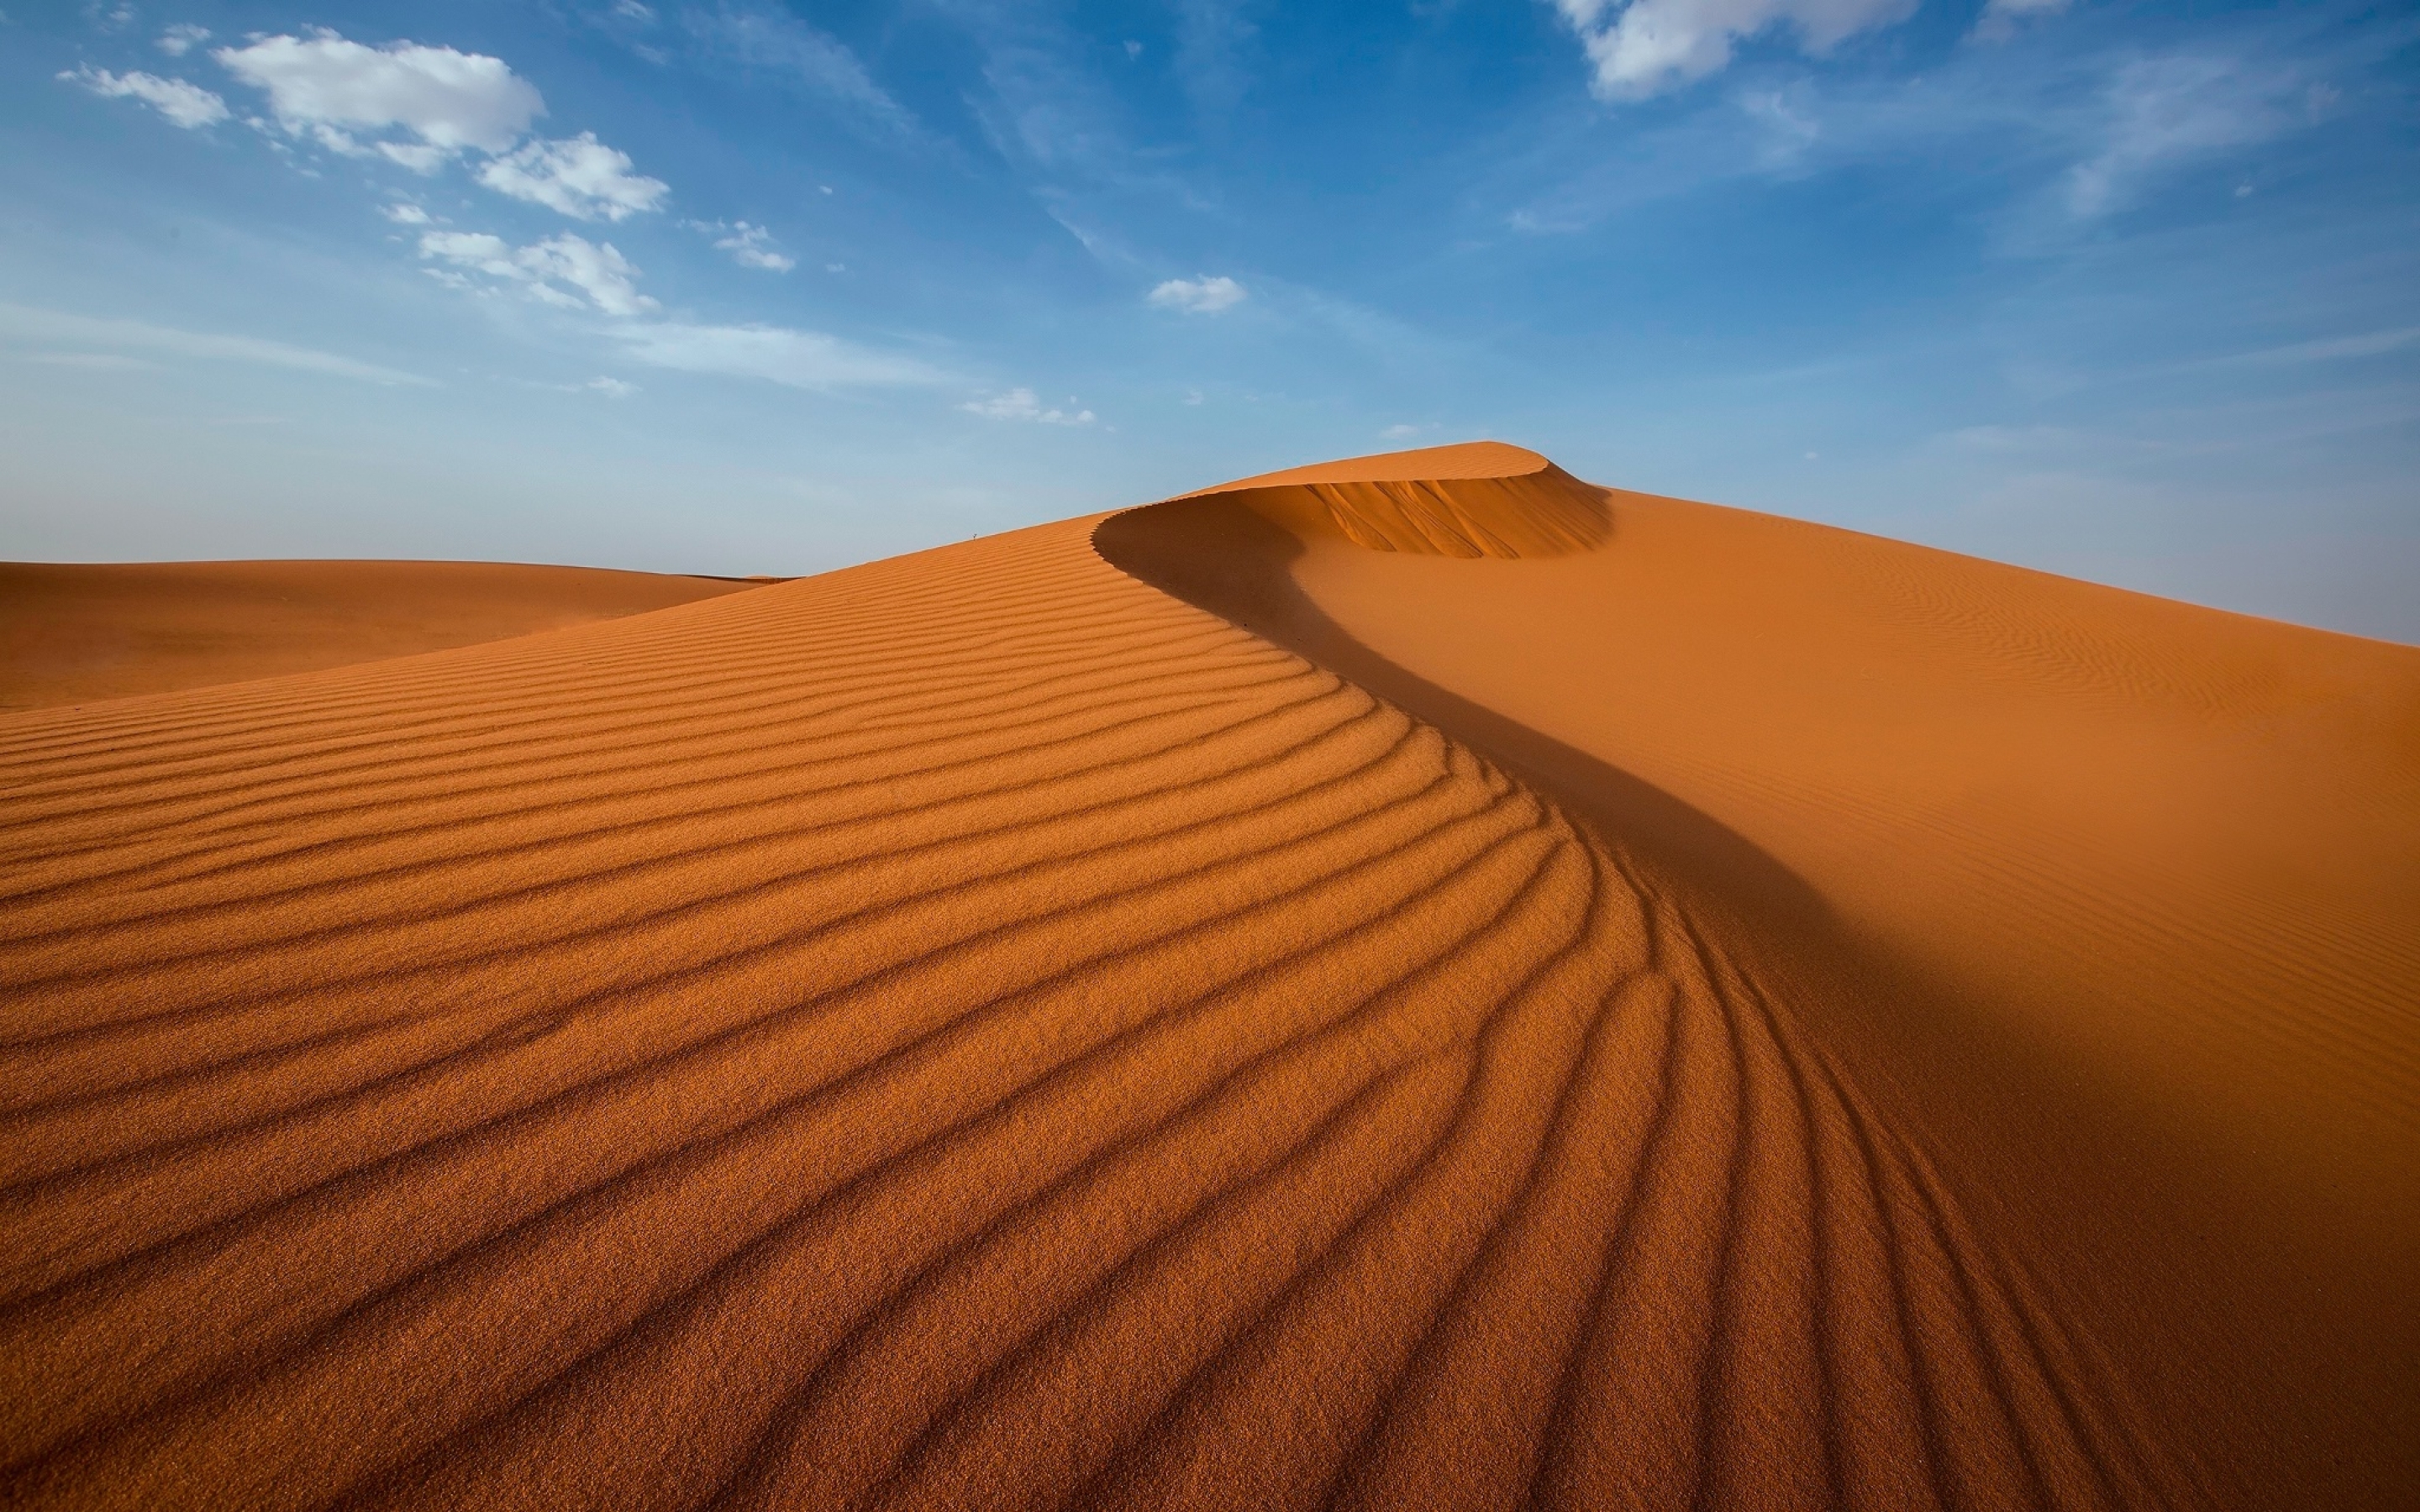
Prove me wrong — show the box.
[4,0,2416,638]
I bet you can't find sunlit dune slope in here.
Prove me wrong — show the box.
[0,444,2411,1510]
[1103,442,2420,1507]
[0,559,764,711]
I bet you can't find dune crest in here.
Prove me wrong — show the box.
[1176,442,1608,559]
[1,444,2411,1509]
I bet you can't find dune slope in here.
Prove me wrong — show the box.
[1102,443,2420,1506]
[0,445,2410,1509]
[0,559,764,711]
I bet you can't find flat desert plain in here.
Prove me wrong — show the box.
[2,443,2414,1510]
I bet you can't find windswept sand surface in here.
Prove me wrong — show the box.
[0,559,763,712]
[3,445,2414,1509]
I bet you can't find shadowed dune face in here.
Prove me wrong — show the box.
[0,560,764,712]
[0,443,2411,1510]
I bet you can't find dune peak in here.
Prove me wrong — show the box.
[1172,440,1610,559]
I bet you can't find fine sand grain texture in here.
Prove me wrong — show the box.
[3,444,2413,1509]
[0,559,765,711]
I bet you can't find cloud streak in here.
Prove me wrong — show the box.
[608,322,948,389]
[60,66,229,129]
[2065,54,2317,218]
[682,2,926,144]
[963,387,1095,423]
[0,302,432,385]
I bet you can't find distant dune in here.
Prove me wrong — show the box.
[2,445,2412,1509]
[0,559,763,711]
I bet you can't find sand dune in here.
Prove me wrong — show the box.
[0,559,763,712]
[2,444,2412,1509]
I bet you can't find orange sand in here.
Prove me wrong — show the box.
[1,444,2413,1509]
[0,559,763,711]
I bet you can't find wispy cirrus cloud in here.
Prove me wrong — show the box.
[1502,12,2371,244]
[0,302,431,385]
[2174,325,2420,373]
[2064,53,2324,218]
[962,387,1095,423]
[608,321,948,390]
[1167,0,1260,116]
[1975,0,2071,43]
[681,2,927,145]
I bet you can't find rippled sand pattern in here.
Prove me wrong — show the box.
[2,504,2206,1509]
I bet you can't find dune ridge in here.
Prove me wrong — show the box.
[0,444,2409,1509]
[1173,443,1609,559]
[0,559,762,712]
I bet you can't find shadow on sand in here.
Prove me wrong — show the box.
[1092,495,1840,956]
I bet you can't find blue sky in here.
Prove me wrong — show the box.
[4,1,2416,639]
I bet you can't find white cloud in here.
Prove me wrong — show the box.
[608,321,945,389]
[418,229,658,316]
[694,219,795,271]
[381,202,431,223]
[2066,55,2307,218]
[723,223,796,272]
[963,387,1096,424]
[587,375,638,396]
[213,32,544,156]
[1380,423,1421,439]
[206,32,665,213]
[1552,0,1918,99]
[523,235,654,314]
[0,301,431,384]
[418,229,528,286]
[1148,275,1246,313]
[476,131,668,220]
[60,66,229,129]
[156,23,210,56]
